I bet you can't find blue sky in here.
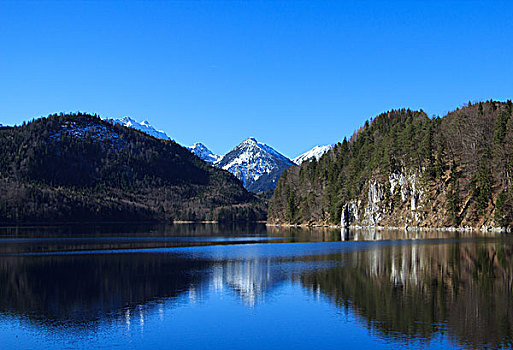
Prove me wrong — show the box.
[1,1,512,158]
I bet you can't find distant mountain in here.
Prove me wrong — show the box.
[110,117,171,140]
[293,144,334,165]
[188,143,222,164]
[216,137,295,193]
[0,113,266,223]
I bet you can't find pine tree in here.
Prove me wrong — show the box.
[472,154,493,215]
[494,190,507,227]
[446,161,460,225]
[494,111,509,144]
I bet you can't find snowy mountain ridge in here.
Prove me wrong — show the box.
[109,117,171,140]
[187,143,223,164]
[187,139,336,192]
[293,144,334,165]
[100,115,334,192]
[188,137,295,193]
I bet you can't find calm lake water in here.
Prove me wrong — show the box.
[0,223,511,349]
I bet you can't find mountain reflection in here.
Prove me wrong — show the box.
[300,240,513,349]
[0,253,211,326]
[0,253,283,324]
[212,257,284,306]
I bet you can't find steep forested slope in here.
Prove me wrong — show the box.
[269,101,513,229]
[0,113,266,223]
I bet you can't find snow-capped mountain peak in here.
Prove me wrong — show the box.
[216,137,295,193]
[110,117,171,140]
[236,137,291,163]
[293,144,334,165]
[242,137,257,144]
[188,143,222,164]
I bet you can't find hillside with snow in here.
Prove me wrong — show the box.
[215,137,295,193]
[110,117,171,140]
[293,144,334,165]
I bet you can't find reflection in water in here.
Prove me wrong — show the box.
[301,240,513,349]
[0,253,210,326]
[0,254,283,325]
[213,258,284,307]
[0,224,511,349]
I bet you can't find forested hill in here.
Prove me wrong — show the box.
[269,101,513,229]
[0,113,266,223]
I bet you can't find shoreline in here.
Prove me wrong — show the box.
[266,222,512,233]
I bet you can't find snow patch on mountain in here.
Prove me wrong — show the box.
[110,117,171,140]
[49,120,127,150]
[293,144,334,165]
[188,143,222,164]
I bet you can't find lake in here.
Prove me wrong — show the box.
[0,223,511,349]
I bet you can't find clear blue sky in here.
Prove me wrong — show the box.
[1,1,512,158]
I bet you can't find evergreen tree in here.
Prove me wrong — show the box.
[472,154,492,215]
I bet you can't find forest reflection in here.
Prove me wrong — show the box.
[301,239,513,349]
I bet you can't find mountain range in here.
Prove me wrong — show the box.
[110,116,332,193]
[1,101,512,228]
[187,139,333,193]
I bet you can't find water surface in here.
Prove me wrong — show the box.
[0,223,511,349]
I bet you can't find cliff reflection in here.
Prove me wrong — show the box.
[266,225,497,242]
[300,240,513,349]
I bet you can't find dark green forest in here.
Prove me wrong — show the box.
[269,101,513,228]
[0,113,266,223]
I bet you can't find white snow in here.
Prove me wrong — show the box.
[109,117,171,140]
[292,144,334,165]
[188,137,295,191]
[215,137,295,189]
[49,120,127,150]
[188,143,222,164]
[189,135,335,191]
